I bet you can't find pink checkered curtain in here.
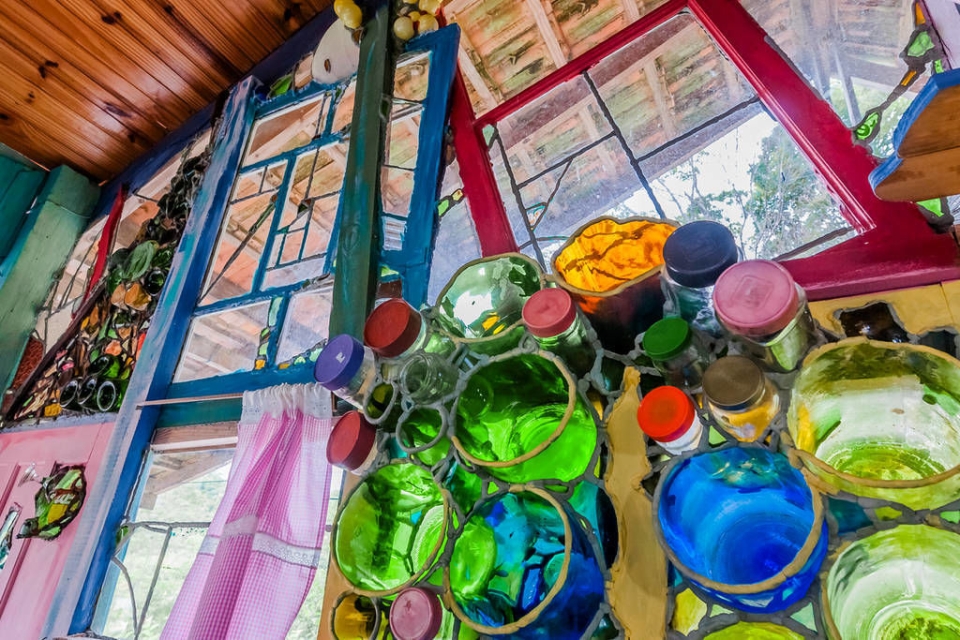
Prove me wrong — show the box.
[161,384,334,640]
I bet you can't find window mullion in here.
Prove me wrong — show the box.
[253,160,296,293]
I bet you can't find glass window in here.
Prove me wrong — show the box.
[447,0,671,114]
[486,14,849,267]
[176,85,352,383]
[93,444,344,640]
[34,134,210,349]
[741,0,943,158]
[428,159,483,303]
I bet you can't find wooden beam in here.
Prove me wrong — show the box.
[329,5,393,338]
[644,60,678,139]
[622,0,641,22]
[151,422,238,452]
[457,43,500,112]
[525,0,569,68]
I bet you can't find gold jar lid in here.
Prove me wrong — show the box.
[703,356,767,410]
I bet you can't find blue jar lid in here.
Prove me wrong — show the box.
[314,334,366,389]
[663,221,739,288]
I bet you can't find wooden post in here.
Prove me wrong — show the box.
[329,5,393,338]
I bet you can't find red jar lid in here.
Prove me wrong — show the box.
[363,298,423,358]
[326,411,377,471]
[522,288,577,338]
[712,260,800,338]
[637,386,696,442]
[389,587,443,640]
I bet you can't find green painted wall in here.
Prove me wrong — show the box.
[0,166,99,392]
[0,146,46,258]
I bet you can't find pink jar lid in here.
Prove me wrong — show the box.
[389,587,443,640]
[522,288,577,338]
[712,260,800,337]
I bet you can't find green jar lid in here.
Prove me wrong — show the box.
[643,317,692,360]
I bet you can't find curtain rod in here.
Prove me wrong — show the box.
[137,392,245,408]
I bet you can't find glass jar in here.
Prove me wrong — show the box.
[712,260,820,373]
[642,317,708,389]
[327,411,379,475]
[332,593,389,639]
[522,288,597,377]
[389,587,446,640]
[333,462,447,594]
[314,334,379,410]
[364,298,455,381]
[636,385,703,454]
[661,220,739,338]
[702,356,779,442]
[400,352,459,404]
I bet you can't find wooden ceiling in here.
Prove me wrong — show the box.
[0,0,332,182]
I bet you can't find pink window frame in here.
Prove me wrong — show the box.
[448,0,960,300]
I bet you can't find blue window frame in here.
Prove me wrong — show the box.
[167,27,460,402]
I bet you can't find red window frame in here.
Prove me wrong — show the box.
[448,0,960,300]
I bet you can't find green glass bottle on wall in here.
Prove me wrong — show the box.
[333,462,448,595]
[453,351,597,483]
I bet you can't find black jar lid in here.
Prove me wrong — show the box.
[663,221,739,288]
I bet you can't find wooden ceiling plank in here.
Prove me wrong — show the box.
[0,39,162,151]
[49,0,211,112]
[159,1,261,70]
[187,0,278,64]
[0,96,117,178]
[89,0,236,91]
[113,0,245,82]
[622,0,642,22]
[0,86,135,170]
[242,0,298,42]
[0,2,190,129]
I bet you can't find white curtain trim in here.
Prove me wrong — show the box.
[239,383,333,427]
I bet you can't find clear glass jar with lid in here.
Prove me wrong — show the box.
[636,385,703,454]
[364,298,455,380]
[702,355,780,442]
[314,334,379,410]
[642,317,708,389]
[712,260,820,373]
[521,287,598,377]
[661,220,739,338]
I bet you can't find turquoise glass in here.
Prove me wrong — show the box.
[825,525,960,640]
[655,447,827,613]
[447,489,605,639]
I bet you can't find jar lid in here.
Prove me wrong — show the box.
[326,411,377,470]
[712,260,800,337]
[314,334,367,389]
[522,288,577,338]
[643,317,692,360]
[363,298,424,358]
[637,386,696,442]
[702,356,767,410]
[389,587,443,640]
[663,221,739,288]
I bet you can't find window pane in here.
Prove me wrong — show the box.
[394,51,431,102]
[428,159,483,303]
[333,81,358,133]
[742,0,937,157]
[447,0,670,114]
[244,96,328,166]
[485,13,849,268]
[98,449,233,639]
[590,14,753,159]
[200,162,285,306]
[276,286,333,364]
[175,302,270,382]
